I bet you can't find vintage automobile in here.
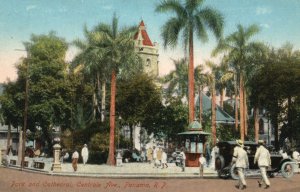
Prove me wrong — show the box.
[215,140,295,179]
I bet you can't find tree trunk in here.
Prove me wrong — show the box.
[188,29,195,123]
[287,95,292,136]
[101,81,106,122]
[220,88,224,109]
[234,75,239,131]
[92,92,97,120]
[273,105,280,150]
[244,88,248,137]
[107,70,116,166]
[254,106,259,142]
[199,86,203,125]
[6,123,12,154]
[239,75,245,141]
[130,125,134,149]
[211,84,217,146]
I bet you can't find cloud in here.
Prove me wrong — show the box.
[260,23,270,29]
[256,7,272,15]
[26,5,37,11]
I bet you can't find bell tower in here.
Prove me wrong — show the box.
[134,20,159,77]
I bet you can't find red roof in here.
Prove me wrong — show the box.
[134,20,153,47]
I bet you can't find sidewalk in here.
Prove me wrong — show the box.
[51,162,218,178]
[3,161,218,178]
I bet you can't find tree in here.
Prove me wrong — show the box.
[249,44,300,149]
[156,0,224,123]
[141,98,188,143]
[94,14,142,165]
[72,24,111,123]
[205,61,217,146]
[212,24,262,141]
[160,58,188,100]
[23,32,71,148]
[194,64,208,124]
[116,73,162,148]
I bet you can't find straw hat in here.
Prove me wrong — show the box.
[258,140,265,145]
[236,139,244,147]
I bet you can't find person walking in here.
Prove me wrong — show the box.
[254,140,271,189]
[81,144,89,165]
[147,147,153,164]
[232,139,249,190]
[161,149,168,169]
[180,148,186,172]
[199,153,206,178]
[156,147,162,168]
[152,146,157,168]
[72,150,79,172]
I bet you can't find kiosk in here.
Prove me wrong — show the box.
[178,120,210,167]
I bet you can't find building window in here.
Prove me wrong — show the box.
[146,58,151,67]
[259,119,264,134]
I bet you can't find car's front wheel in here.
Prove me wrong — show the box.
[281,161,294,178]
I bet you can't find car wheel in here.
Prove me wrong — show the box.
[281,161,294,178]
[230,164,240,180]
[215,155,225,170]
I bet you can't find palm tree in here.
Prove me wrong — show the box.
[156,0,224,123]
[212,24,263,141]
[194,64,207,124]
[94,14,142,165]
[161,58,188,100]
[205,60,217,145]
[72,25,110,123]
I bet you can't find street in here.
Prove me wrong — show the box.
[1,167,300,192]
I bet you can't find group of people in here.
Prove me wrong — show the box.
[146,146,168,169]
[71,144,89,172]
[232,139,271,190]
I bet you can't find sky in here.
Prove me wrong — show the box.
[1,0,300,83]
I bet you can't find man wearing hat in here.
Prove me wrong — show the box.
[254,140,271,189]
[81,144,89,165]
[232,139,249,190]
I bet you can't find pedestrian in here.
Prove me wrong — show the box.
[81,144,89,165]
[205,142,211,167]
[161,149,168,169]
[72,150,79,172]
[180,148,186,172]
[156,147,162,168]
[292,149,300,161]
[152,146,157,168]
[199,153,206,177]
[232,139,249,190]
[254,140,271,189]
[147,147,153,164]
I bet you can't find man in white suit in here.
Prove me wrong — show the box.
[232,139,249,190]
[81,144,89,165]
[254,140,271,189]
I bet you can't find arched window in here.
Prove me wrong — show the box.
[146,58,151,67]
[259,119,264,134]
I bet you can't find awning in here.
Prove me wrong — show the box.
[178,131,211,135]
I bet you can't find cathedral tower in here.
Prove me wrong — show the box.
[134,21,159,77]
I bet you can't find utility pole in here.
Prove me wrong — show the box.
[21,64,29,170]
[15,49,29,170]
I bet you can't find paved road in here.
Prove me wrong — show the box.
[1,167,300,192]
